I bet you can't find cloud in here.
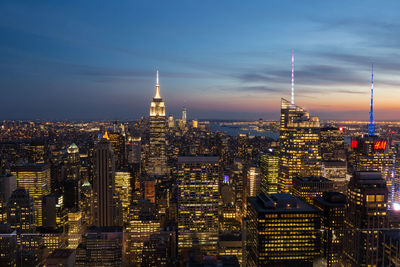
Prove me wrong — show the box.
[231,64,364,87]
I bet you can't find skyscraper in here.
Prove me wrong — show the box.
[147,70,168,175]
[246,193,320,266]
[349,67,395,204]
[64,143,80,211]
[322,160,348,193]
[0,174,16,223]
[260,150,279,195]
[114,170,132,220]
[342,171,388,266]
[108,132,126,169]
[12,163,51,226]
[279,99,322,193]
[320,126,345,162]
[350,135,393,203]
[314,192,346,267]
[177,156,219,257]
[182,106,187,124]
[7,188,44,266]
[93,138,121,227]
[247,166,261,197]
[292,176,334,205]
[168,114,175,128]
[7,188,35,234]
[75,226,123,267]
[0,224,17,267]
[124,200,161,265]
[127,136,141,165]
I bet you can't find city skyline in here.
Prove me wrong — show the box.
[1,1,400,120]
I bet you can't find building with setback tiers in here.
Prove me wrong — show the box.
[350,135,393,202]
[278,98,321,193]
[147,70,168,175]
[246,193,321,267]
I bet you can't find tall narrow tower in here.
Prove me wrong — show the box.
[291,50,295,107]
[368,64,375,136]
[93,138,120,227]
[148,70,168,175]
[182,107,187,124]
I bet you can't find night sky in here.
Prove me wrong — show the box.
[1,1,400,121]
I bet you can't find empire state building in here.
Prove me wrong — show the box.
[147,70,168,175]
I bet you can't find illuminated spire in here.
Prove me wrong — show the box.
[368,64,375,136]
[291,50,295,107]
[154,69,161,99]
[103,131,110,140]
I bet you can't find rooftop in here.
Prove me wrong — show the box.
[178,155,219,164]
[248,193,319,213]
[47,249,75,259]
[314,192,346,207]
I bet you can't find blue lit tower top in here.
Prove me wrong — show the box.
[368,64,375,136]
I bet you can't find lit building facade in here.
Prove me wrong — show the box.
[279,99,322,193]
[380,231,400,267]
[67,210,82,249]
[12,163,51,226]
[108,132,126,169]
[0,174,16,223]
[292,176,334,205]
[177,156,219,256]
[342,171,388,266]
[7,188,43,266]
[127,137,141,164]
[232,158,246,219]
[350,136,393,202]
[247,166,261,197]
[42,193,67,231]
[64,143,80,211]
[124,201,161,265]
[260,151,279,195]
[93,138,121,227]
[7,188,35,234]
[314,192,346,267]
[322,161,348,193]
[168,114,175,128]
[320,127,345,162]
[0,225,17,267]
[147,71,168,175]
[182,107,187,124]
[23,141,46,164]
[75,227,123,267]
[115,170,132,221]
[246,193,320,266]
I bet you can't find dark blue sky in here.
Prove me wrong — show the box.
[1,1,400,120]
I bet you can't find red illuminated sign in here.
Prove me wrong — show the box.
[351,140,358,148]
[374,141,387,150]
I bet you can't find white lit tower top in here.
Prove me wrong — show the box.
[291,50,295,107]
[182,107,187,123]
[367,64,375,136]
[150,70,165,117]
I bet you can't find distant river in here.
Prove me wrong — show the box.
[210,123,279,140]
